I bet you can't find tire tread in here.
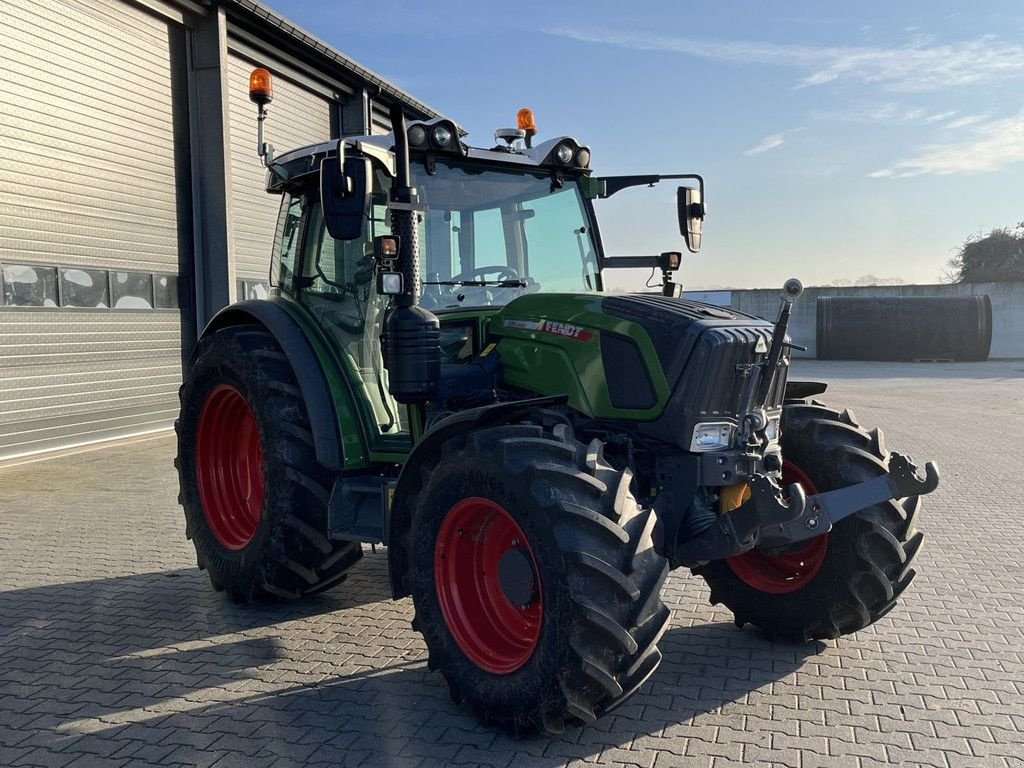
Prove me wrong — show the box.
[693,398,925,641]
[176,326,362,602]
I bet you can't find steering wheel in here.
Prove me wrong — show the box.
[451,265,521,284]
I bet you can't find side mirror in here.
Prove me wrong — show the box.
[321,150,370,240]
[677,185,705,254]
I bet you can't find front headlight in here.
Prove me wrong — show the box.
[690,422,735,452]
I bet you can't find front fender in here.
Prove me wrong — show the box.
[785,380,828,400]
[386,395,566,598]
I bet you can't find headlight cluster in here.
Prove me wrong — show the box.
[690,422,735,452]
[690,417,780,452]
[407,120,464,154]
[547,139,591,169]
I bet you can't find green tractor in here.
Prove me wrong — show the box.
[175,70,939,734]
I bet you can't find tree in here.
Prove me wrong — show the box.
[947,222,1024,283]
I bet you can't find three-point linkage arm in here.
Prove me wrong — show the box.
[674,452,940,565]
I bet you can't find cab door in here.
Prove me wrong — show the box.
[294,190,410,448]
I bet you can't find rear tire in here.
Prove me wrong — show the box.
[693,401,924,641]
[408,422,670,734]
[176,325,362,601]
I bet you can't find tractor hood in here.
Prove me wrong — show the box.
[489,293,786,448]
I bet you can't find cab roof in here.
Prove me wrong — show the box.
[268,118,590,192]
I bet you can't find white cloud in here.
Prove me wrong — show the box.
[943,114,990,129]
[860,103,928,122]
[743,134,785,156]
[812,103,948,124]
[542,29,1024,92]
[869,110,1024,177]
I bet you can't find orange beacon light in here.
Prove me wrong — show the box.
[249,67,273,106]
[517,108,537,147]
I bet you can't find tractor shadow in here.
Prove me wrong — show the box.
[1,554,821,764]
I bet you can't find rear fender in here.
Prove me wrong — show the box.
[386,395,567,598]
[199,299,362,470]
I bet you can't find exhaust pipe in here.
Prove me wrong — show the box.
[382,104,440,404]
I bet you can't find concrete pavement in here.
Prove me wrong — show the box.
[2,360,1022,768]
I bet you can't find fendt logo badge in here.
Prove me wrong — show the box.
[503,318,594,341]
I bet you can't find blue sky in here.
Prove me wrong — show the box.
[267,1,1024,289]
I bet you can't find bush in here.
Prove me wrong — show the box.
[948,223,1024,283]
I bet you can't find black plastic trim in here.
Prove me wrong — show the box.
[200,299,343,470]
[601,333,657,409]
[785,380,828,399]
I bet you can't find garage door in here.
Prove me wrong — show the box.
[227,52,332,290]
[0,0,188,460]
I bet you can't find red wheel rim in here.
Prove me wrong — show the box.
[434,497,542,674]
[195,384,264,550]
[725,461,829,594]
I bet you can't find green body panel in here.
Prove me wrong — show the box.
[269,294,375,469]
[269,291,671,467]
[489,294,670,421]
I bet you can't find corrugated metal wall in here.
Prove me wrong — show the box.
[0,312,183,457]
[0,0,185,459]
[227,53,332,280]
[370,102,395,135]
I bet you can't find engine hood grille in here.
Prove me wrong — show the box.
[603,295,772,389]
[603,295,787,448]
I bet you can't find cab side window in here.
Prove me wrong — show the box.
[302,202,375,332]
[270,193,304,292]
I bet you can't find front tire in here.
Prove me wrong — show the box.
[176,325,362,601]
[694,401,924,641]
[408,422,670,734]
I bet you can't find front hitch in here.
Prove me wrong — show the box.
[674,452,940,565]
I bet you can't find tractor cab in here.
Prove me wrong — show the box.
[267,123,601,309]
[255,107,706,441]
[259,124,608,439]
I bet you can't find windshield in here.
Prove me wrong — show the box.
[411,160,599,310]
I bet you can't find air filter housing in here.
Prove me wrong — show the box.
[383,305,441,403]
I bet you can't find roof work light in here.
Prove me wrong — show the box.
[406,119,465,155]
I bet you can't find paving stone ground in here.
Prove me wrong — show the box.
[1,360,1023,768]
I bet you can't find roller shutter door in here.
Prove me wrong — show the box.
[0,0,187,460]
[227,53,332,282]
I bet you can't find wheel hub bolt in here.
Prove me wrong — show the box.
[806,517,819,529]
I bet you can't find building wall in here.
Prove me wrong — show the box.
[0,0,188,459]
[226,52,332,283]
[710,282,1024,359]
[0,0,438,461]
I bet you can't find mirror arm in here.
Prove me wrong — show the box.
[599,173,704,198]
[601,255,660,269]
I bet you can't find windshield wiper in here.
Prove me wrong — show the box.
[422,279,528,288]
